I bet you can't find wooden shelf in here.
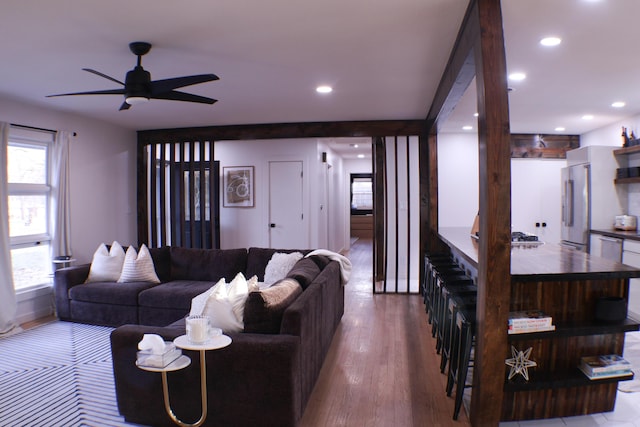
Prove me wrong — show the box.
[507,318,640,341]
[615,177,640,184]
[504,368,633,392]
[614,145,640,156]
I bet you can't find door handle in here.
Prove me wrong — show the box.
[270,223,276,228]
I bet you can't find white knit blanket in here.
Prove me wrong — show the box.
[305,249,352,284]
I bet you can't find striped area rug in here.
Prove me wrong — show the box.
[0,321,143,427]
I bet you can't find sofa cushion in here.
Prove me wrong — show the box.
[246,247,311,281]
[244,278,303,334]
[149,246,171,283]
[286,257,321,290]
[138,280,220,310]
[70,281,157,306]
[170,247,248,282]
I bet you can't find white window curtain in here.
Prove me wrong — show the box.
[0,122,19,336]
[50,130,72,258]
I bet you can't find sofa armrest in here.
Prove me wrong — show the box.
[111,325,302,427]
[53,264,90,320]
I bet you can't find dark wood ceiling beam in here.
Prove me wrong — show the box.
[138,120,427,145]
[425,0,480,129]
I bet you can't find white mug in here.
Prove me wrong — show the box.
[185,314,211,344]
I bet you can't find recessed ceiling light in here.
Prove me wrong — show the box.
[316,85,333,94]
[462,125,473,131]
[540,37,561,47]
[612,101,626,108]
[473,112,479,117]
[582,114,594,120]
[357,154,365,159]
[555,127,566,132]
[508,72,526,81]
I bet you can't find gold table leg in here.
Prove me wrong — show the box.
[161,350,208,427]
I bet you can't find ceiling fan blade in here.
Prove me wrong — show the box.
[47,88,126,98]
[119,101,131,111]
[83,68,125,86]
[151,90,217,105]
[150,74,219,94]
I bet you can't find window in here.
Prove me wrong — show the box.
[7,127,54,290]
[350,173,373,215]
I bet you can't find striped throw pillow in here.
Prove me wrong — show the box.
[117,244,160,283]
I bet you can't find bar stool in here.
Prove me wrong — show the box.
[437,281,476,362]
[446,305,476,420]
[430,267,466,338]
[422,254,452,306]
[426,260,461,324]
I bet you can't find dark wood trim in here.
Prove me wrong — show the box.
[470,0,512,424]
[137,120,426,145]
[425,0,480,128]
[373,137,386,287]
[137,144,147,246]
[149,144,158,246]
[406,136,412,294]
[424,0,511,424]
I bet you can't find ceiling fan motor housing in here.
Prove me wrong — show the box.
[125,66,151,100]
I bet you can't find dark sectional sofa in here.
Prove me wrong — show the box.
[54,246,345,427]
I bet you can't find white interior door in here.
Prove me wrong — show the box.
[269,161,305,248]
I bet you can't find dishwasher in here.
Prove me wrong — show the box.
[600,236,623,262]
[623,239,640,319]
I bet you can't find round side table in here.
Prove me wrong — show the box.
[137,334,231,427]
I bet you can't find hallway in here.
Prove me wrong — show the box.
[299,238,470,426]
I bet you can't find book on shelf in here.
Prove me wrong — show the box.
[507,310,554,334]
[578,365,633,380]
[508,324,556,334]
[508,310,553,326]
[579,354,632,376]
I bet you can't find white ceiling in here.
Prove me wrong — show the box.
[1,0,637,152]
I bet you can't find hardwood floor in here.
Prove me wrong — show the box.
[300,238,471,427]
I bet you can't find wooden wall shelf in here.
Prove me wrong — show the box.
[614,145,640,156]
[615,177,640,184]
[508,318,640,341]
[504,369,633,392]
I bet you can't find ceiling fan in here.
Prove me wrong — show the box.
[47,41,219,110]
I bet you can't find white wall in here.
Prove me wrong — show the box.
[438,133,479,228]
[215,138,349,252]
[0,96,137,323]
[437,132,564,243]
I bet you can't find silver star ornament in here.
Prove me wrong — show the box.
[505,345,537,381]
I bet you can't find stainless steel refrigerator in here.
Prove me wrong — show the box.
[561,146,626,252]
[561,163,590,251]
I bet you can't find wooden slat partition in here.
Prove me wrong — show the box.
[138,140,220,249]
[375,136,420,294]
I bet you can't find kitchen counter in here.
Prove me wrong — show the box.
[591,228,640,242]
[438,227,640,281]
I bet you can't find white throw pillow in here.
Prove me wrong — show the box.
[190,278,225,316]
[263,252,303,286]
[85,241,126,283]
[227,273,260,324]
[202,279,243,333]
[118,244,160,283]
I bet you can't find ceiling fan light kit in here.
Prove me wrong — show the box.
[47,41,218,110]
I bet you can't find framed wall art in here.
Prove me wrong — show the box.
[223,166,254,207]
